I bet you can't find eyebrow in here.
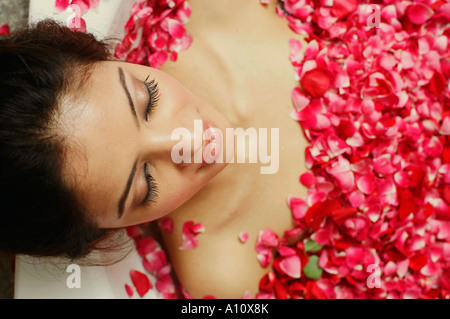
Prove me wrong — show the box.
[118,159,138,219]
[118,66,140,128]
[117,67,139,219]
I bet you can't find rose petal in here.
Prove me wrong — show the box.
[288,196,309,220]
[406,3,434,25]
[159,217,174,233]
[166,18,186,38]
[125,284,134,298]
[289,38,304,66]
[155,275,176,295]
[440,117,450,136]
[292,87,310,111]
[179,221,205,250]
[239,232,249,243]
[143,250,168,275]
[279,255,301,279]
[331,0,358,19]
[300,68,332,98]
[135,236,159,257]
[130,270,152,297]
[299,171,315,188]
[55,0,70,12]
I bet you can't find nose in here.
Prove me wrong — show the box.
[139,119,204,166]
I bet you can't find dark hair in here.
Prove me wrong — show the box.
[0,19,126,261]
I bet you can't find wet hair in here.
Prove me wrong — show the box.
[0,19,126,261]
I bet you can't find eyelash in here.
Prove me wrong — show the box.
[142,75,160,207]
[143,75,160,121]
[143,163,158,207]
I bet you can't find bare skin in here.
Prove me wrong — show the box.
[60,0,309,299]
[157,0,309,298]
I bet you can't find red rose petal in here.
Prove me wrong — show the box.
[331,207,358,225]
[331,0,358,19]
[273,280,289,299]
[443,185,450,205]
[0,24,11,36]
[135,236,159,256]
[398,188,417,219]
[55,0,70,12]
[305,281,327,299]
[130,270,152,297]
[299,171,315,188]
[125,284,134,298]
[337,120,357,139]
[409,254,427,272]
[406,3,434,25]
[259,271,276,293]
[300,68,331,98]
[428,72,447,96]
[304,199,341,231]
[159,217,174,233]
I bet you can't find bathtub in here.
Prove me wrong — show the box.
[14,0,159,299]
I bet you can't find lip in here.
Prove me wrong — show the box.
[199,116,221,169]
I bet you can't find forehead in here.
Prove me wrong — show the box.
[58,61,138,219]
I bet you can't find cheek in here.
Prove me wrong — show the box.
[149,168,197,215]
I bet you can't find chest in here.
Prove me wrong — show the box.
[157,9,310,297]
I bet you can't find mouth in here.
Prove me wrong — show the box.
[199,116,222,169]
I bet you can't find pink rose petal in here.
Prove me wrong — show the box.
[288,196,309,220]
[242,290,253,299]
[279,255,301,279]
[258,229,279,248]
[179,221,205,251]
[239,232,249,243]
[440,117,450,136]
[256,230,279,268]
[289,38,304,66]
[143,250,167,275]
[166,18,186,38]
[155,276,176,295]
[292,87,310,111]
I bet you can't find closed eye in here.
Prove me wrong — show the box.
[143,75,160,121]
[143,163,158,207]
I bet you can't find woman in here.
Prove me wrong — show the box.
[1,0,309,298]
[2,0,450,300]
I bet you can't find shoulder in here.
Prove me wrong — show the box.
[160,225,268,299]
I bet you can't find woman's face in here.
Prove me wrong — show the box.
[59,61,231,228]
